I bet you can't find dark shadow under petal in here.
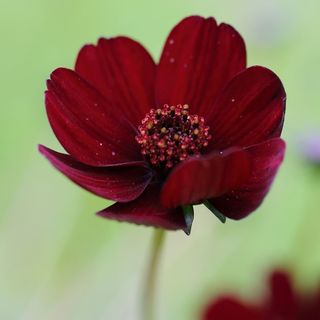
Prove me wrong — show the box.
[97,184,187,232]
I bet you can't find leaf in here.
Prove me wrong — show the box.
[203,200,227,223]
[182,205,194,235]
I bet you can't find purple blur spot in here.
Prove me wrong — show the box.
[300,131,320,164]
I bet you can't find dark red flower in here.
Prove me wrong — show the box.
[39,16,286,234]
[202,270,320,320]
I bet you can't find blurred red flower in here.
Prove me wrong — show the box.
[202,270,320,320]
[39,16,286,234]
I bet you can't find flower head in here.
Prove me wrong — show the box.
[39,16,286,234]
[202,270,320,320]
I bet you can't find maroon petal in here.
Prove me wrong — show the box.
[46,68,143,167]
[267,271,298,318]
[97,184,187,231]
[207,66,286,150]
[75,37,156,125]
[156,16,246,115]
[202,296,263,320]
[209,138,285,220]
[39,145,152,202]
[307,289,320,318]
[161,147,251,208]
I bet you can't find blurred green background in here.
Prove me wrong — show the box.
[1,0,320,319]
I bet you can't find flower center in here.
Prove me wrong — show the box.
[136,104,211,169]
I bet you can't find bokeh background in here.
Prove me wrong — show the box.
[1,0,320,319]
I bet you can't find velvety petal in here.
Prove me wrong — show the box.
[75,37,156,125]
[161,147,251,208]
[306,289,320,318]
[209,138,285,220]
[207,66,286,150]
[97,184,187,231]
[267,271,298,318]
[156,16,246,115]
[46,68,142,166]
[39,145,152,202]
[202,296,263,320]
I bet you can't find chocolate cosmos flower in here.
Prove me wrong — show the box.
[202,270,320,320]
[39,16,286,234]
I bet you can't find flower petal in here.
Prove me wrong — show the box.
[161,147,251,208]
[156,16,246,115]
[209,138,285,220]
[39,145,152,202]
[75,37,156,125]
[207,66,286,150]
[46,68,142,166]
[202,296,262,320]
[97,184,187,231]
[268,271,298,318]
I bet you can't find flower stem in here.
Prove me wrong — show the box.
[142,229,166,320]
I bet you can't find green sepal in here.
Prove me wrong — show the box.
[203,200,226,224]
[182,205,194,235]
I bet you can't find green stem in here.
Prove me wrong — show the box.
[142,229,166,320]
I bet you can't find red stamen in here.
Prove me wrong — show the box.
[136,104,212,169]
